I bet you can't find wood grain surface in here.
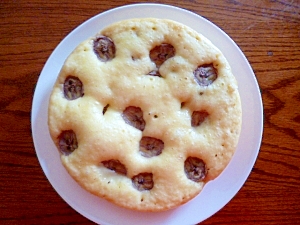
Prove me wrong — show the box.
[1,0,299,224]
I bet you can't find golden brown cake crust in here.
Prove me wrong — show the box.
[48,18,242,211]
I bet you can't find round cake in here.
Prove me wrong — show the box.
[48,18,242,212]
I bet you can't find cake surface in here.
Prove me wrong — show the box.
[48,18,242,211]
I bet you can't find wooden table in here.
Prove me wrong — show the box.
[1,1,299,224]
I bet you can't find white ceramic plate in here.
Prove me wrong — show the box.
[31,3,263,225]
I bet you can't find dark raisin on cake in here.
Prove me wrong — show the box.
[148,43,175,76]
[139,136,164,157]
[63,76,84,100]
[122,106,146,131]
[132,173,154,191]
[184,157,207,182]
[58,130,78,155]
[191,110,209,127]
[194,64,217,86]
[93,36,116,62]
[102,159,127,175]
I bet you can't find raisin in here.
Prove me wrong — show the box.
[139,136,164,157]
[58,130,78,155]
[194,64,217,86]
[184,157,207,182]
[102,159,127,175]
[148,43,175,76]
[102,104,109,115]
[147,70,161,77]
[63,76,84,100]
[132,173,154,191]
[191,110,209,127]
[93,36,115,62]
[122,106,145,131]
